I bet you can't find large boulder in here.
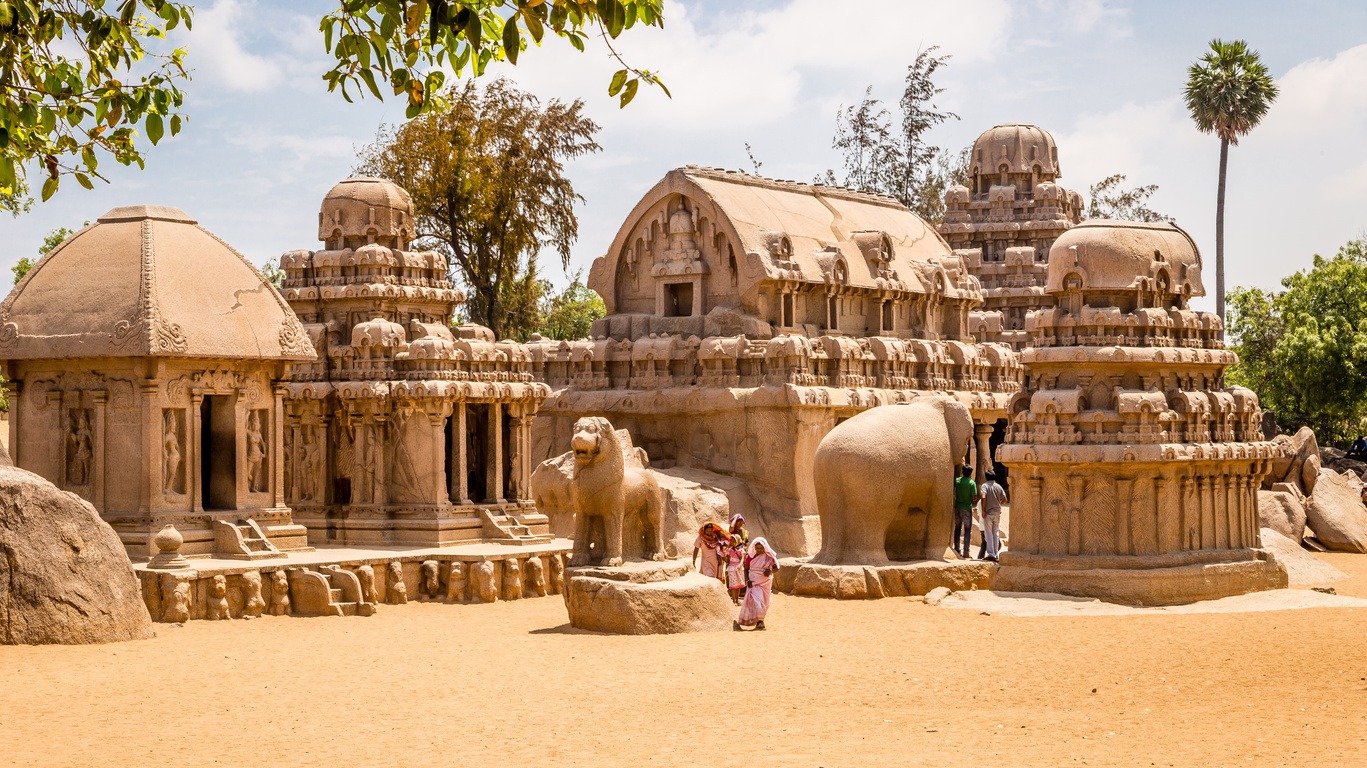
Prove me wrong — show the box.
[1305,468,1367,553]
[1267,426,1321,495]
[1259,528,1346,586]
[1321,447,1367,481]
[0,464,154,644]
[562,562,733,634]
[654,467,761,558]
[1258,486,1308,542]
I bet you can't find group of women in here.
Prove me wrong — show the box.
[691,515,778,631]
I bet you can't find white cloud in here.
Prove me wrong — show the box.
[188,0,282,92]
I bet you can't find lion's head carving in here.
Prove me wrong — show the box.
[571,416,615,467]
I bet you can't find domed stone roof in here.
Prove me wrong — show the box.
[970,123,1061,179]
[0,205,315,361]
[1045,220,1204,297]
[317,177,414,246]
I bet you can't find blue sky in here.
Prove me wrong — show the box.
[4,0,1366,310]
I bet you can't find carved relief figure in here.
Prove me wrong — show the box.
[524,556,546,598]
[269,570,291,616]
[246,410,268,493]
[548,554,565,595]
[163,577,191,623]
[301,427,323,502]
[472,560,497,602]
[566,417,666,567]
[207,575,231,620]
[385,561,408,604]
[162,410,183,495]
[446,562,467,602]
[355,564,377,603]
[241,571,266,618]
[420,560,440,598]
[67,409,93,486]
[502,558,523,601]
[388,408,423,503]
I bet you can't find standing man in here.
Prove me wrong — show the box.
[952,465,978,559]
[978,471,1008,562]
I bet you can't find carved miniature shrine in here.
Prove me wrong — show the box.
[994,220,1287,604]
[0,205,316,559]
[278,178,553,547]
[939,124,1084,350]
[530,166,1022,557]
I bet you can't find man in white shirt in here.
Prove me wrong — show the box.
[978,471,1008,561]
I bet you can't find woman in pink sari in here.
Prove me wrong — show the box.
[691,522,726,580]
[736,537,778,631]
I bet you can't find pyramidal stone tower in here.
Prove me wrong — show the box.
[994,220,1286,605]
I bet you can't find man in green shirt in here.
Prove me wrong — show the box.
[952,465,979,559]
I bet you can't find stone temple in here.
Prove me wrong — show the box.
[278,178,553,548]
[530,166,1021,556]
[0,205,316,559]
[994,220,1286,604]
[939,124,1085,350]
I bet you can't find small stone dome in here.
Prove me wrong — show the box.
[945,184,970,204]
[970,123,1060,179]
[317,177,414,248]
[1046,220,1204,297]
[0,206,314,361]
[351,316,407,349]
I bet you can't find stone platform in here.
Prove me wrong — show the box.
[134,539,572,623]
[992,549,1288,607]
[774,557,995,600]
[562,559,735,634]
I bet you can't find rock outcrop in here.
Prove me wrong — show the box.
[562,561,733,634]
[1266,426,1321,496]
[1259,528,1346,586]
[1258,486,1308,542]
[0,465,154,645]
[1305,468,1367,553]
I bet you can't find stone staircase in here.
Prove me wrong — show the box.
[480,508,554,545]
[288,565,377,617]
[213,518,286,560]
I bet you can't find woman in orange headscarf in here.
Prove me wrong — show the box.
[691,522,726,580]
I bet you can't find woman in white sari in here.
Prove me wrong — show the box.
[736,537,778,631]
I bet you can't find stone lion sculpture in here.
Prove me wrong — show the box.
[811,396,974,565]
[566,416,665,566]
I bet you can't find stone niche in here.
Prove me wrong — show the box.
[0,206,317,560]
[531,166,1022,557]
[278,178,552,547]
[995,220,1287,605]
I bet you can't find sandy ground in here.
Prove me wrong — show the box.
[3,554,1367,767]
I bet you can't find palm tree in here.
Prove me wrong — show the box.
[1184,39,1279,321]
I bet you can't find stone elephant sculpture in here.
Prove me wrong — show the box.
[811,396,974,565]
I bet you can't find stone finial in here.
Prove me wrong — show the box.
[147,523,190,569]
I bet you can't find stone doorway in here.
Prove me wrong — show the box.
[200,395,237,511]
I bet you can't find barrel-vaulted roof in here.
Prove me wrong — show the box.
[0,206,315,361]
[591,166,980,312]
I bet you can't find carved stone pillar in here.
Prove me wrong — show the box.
[138,382,158,514]
[5,377,19,467]
[92,390,108,513]
[190,392,204,513]
[973,422,994,484]
[272,385,286,508]
[234,393,248,510]
[374,413,388,506]
[488,402,503,504]
[455,401,469,504]
[430,410,448,507]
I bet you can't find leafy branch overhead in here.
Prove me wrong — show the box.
[320,0,669,115]
[0,0,191,202]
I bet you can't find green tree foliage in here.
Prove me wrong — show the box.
[355,78,599,341]
[259,260,284,289]
[534,271,604,340]
[320,0,667,117]
[0,1,191,202]
[818,47,961,223]
[13,223,77,283]
[1087,173,1170,222]
[1184,39,1279,319]
[1225,238,1367,443]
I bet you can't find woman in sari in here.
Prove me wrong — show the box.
[691,522,726,580]
[728,514,749,546]
[736,537,778,631]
